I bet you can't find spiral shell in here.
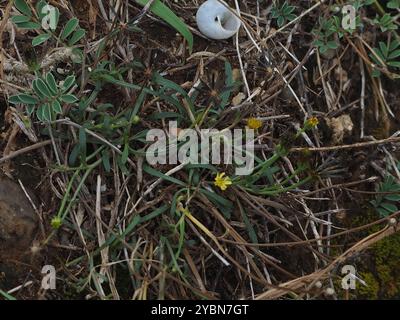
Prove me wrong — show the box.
[196,0,241,40]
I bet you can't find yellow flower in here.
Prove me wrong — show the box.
[247,117,263,130]
[51,217,62,229]
[306,116,319,128]
[214,172,232,191]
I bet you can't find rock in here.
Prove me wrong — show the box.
[325,115,354,145]
[0,177,38,255]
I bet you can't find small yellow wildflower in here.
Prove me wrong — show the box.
[214,172,232,191]
[247,117,263,130]
[306,116,319,128]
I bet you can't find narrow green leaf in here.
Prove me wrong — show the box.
[35,78,52,97]
[26,105,35,115]
[387,61,400,68]
[32,33,51,46]
[52,99,62,114]
[143,165,186,187]
[11,15,30,23]
[102,150,111,172]
[379,42,389,57]
[62,75,76,92]
[0,289,16,300]
[384,194,400,201]
[68,28,86,46]
[121,143,129,165]
[60,94,78,103]
[15,0,32,17]
[36,104,51,122]
[60,18,79,40]
[389,39,400,51]
[388,49,400,60]
[46,73,58,94]
[377,207,390,217]
[9,95,22,104]
[135,0,193,52]
[79,127,87,162]
[381,202,398,213]
[15,21,41,29]
[18,94,38,104]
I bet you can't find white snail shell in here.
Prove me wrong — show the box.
[196,0,241,40]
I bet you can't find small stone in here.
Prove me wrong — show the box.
[0,177,38,255]
[325,287,335,296]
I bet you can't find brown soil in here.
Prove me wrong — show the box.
[0,177,38,271]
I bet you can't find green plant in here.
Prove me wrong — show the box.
[271,1,297,27]
[9,73,77,122]
[313,17,340,54]
[370,38,400,76]
[12,0,85,47]
[370,175,400,217]
[135,0,193,52]
[388,0,400,9]
[372,13,398,32]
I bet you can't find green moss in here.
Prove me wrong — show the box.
[357,272,380,299]
[372,233,400,298]
[349,208,400,299]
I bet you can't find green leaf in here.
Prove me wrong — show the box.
[388,49,400,60]
[78,127,87,162]
[143,165,186,187]
[9,95,22,104]
[68,28,86,46]
[68,144,80,166]
[15,0,32,17]
[52,99,62,114]
[384,194,400,201]
[26,105,35,115]
[389,39,400,51]
[388,0,400,9]
[46,73,58,94]
[381,202,398,213]
[18,94,39,105]
[62,75,76,91]
[36,0,47,18]
[52,7,60,31]
[320,45,328,54]
[15,21,41,29]
[379,42,389,58]
[377,207,390,217]
[102,150,111,172]
[135,0,193,53]
[239,202,258,244]
[34,78,52,98]
[0,289,16,300]
[11,15,31,23]
[60,94,78,103]
[327,41,338,49]
[387,61,400,68]
[121,143,129,165]
[60,18,79,40]
[36,104,52,122]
